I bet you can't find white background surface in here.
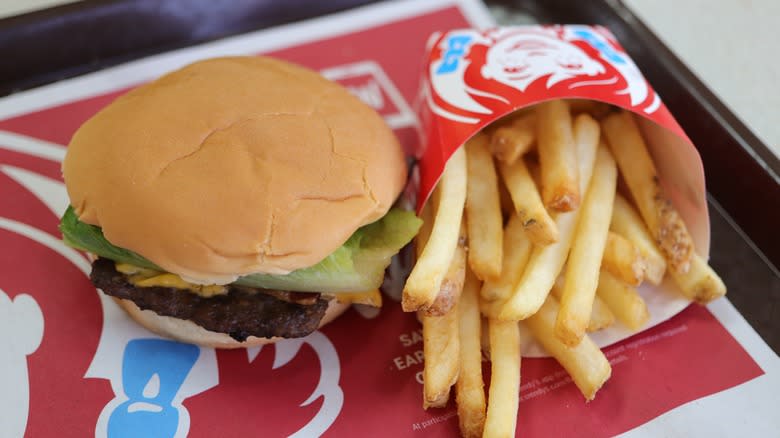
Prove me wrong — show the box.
[0,0,77,16]
[3,0,777,158]
[625,0,780,157]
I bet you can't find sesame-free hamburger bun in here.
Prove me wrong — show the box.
[61,57,415,347]
[64,56,407,284]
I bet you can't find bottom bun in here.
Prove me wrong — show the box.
[113,297,351,349]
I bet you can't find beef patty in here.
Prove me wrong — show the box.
[90,258,330,341]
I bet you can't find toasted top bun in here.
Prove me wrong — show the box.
[64,57,406,284]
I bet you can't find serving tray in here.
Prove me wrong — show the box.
[0,1,777,437]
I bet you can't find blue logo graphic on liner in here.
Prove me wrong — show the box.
[572,29,625,65]
[107,339,199,438]
[436,34,473,74]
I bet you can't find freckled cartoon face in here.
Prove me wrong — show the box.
[481,33,605,91]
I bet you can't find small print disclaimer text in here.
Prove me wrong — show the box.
[411,411,458,432]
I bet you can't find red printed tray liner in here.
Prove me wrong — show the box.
[0,2,762,437]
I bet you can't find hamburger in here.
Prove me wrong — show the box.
[59,56,420,348]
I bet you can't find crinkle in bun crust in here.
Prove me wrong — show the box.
[64,56,407,284]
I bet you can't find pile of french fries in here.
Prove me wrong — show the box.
[402,99,726,437]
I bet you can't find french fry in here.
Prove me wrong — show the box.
[524,295,612,400]
[498,157,558,245]
[556,145,618,346]
[483,319,520,438]
[602,111,694,274]
[465,134,503,280]
[424,222,467,316]
[490,107,534,129]
[480,213,533,303]
[498,173,515,220]
[490,112,536,164]
[537,100,579,211]
[415,203,464,316]
[498,121,601,321]
[587,293,616,332]
[455,269,486,438]
[550,281,615,332]
[404,147,467,311]
[610,194,667,285]
[416,214,464,407]
[421,304,460,408]
[596,270,649,331]
[571,113,601,164]
[567,99,613,119]
[602,231,646,286]
[415,202,434,259]
[670,253,726,304]
[479,295,505,322]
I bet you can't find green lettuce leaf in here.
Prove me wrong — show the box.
[59,206,421,293]
[60,207,160,270]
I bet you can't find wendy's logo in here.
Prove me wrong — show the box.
[481,30,605,92]
[425,26,662,126]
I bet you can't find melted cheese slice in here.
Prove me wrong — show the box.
[115,263,227,297]
[335,289,382,307]
[115,262,383,306]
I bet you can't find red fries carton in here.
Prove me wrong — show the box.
[417,26,708,246]
[415,26,716,353]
